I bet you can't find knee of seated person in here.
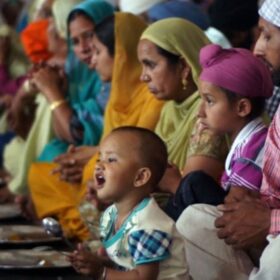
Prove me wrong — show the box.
[182,170,210,184]
[176,204,218,236]
[176,205,199,233]
[259,235,280,269]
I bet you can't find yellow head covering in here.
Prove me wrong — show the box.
[140,18,211,169]
[141,17,210,86]
[103,12,163,136]
[83,12,164,190]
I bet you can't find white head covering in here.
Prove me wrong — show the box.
[205,27,232,48]
[52,0,82,39]
[119,0,164,15]
[259,0,280,27]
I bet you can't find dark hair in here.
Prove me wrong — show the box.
[208,0,258,48]
[112,126,168,187]
[68,10,93,25]
[67,10,95,43]
[223,88,266,120]
[94,15,115,56]
[2,0,23,26]
[156,45,180,66]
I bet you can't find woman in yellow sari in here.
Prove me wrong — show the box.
[137,18,228,193]
[28,12,163,240]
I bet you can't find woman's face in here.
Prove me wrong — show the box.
[69,14,95,65]
[137,39,186,102]
[90,34,114,82]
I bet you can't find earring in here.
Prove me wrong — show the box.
[182,78,187,90]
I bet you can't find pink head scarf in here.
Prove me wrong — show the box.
[199,44,273,98]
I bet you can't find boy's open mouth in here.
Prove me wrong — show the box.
[95,173,105,187]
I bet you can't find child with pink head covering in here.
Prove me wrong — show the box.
[165,44,273,220]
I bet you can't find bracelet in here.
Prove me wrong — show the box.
[49,99,67,111]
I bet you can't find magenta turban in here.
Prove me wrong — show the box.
[199,44,273,98]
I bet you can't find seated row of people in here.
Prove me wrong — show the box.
[0,0,279,278]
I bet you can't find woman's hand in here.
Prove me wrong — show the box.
[31,65,65,102]
[52,145,98,184]
[7,84,37,139]
[0,94,13,109]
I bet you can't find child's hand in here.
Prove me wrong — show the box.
[68,243,104,277]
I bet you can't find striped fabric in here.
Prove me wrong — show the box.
[265,86,280,119]
[260,105,280,233]
[221,118,267,191]
[258,0,280,234]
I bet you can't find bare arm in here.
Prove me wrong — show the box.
[7,81,38,139]
[69,244,159,280]
[158,156,223,195]
[182,155,224,182]
[182,119,228,182]
[49,97,73,142]
[32,66,74,142]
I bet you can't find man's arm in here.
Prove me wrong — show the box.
[215,197,271,249]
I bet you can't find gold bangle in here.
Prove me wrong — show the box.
[49,99,67,111]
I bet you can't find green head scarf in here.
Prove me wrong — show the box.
[141,17,210,86]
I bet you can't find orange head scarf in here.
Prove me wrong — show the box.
[20,19,52,63]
